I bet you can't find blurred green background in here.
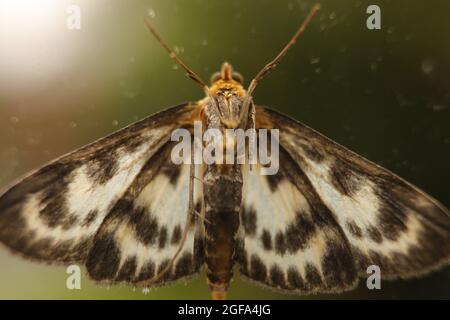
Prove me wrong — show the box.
[0,0,449,299]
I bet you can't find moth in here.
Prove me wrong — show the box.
[0,4,449,300]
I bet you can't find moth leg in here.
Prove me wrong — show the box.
[249,102,256,171]
[206,89,228,126]
[193,175,204,183]
[193,209,211,225]
[135,152,196,286]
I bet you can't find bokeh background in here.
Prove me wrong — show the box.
[0,0,449,299]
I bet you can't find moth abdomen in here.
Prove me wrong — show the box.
[203,163,242,299]
[204,209,240,296]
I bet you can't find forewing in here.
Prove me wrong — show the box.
[86,141,204,285]
[253,106,450,282]
[0,103,199,264]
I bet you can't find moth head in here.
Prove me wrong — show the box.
[208,63,248,129]
[209,62,246,100]
[210,62,244,85]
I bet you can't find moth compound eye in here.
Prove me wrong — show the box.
[232,72,244,84]
[210,72,221,84]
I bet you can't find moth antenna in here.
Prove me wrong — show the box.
[238,4,320,127]
[248,4,320,95]
[145,19,208,90]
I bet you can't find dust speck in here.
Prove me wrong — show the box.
[69,121,77,129]
[147,8,156,19]
[9,116,19,124]
[310,57,320,65]
[421,58,435,75]
[431,104,447,112]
